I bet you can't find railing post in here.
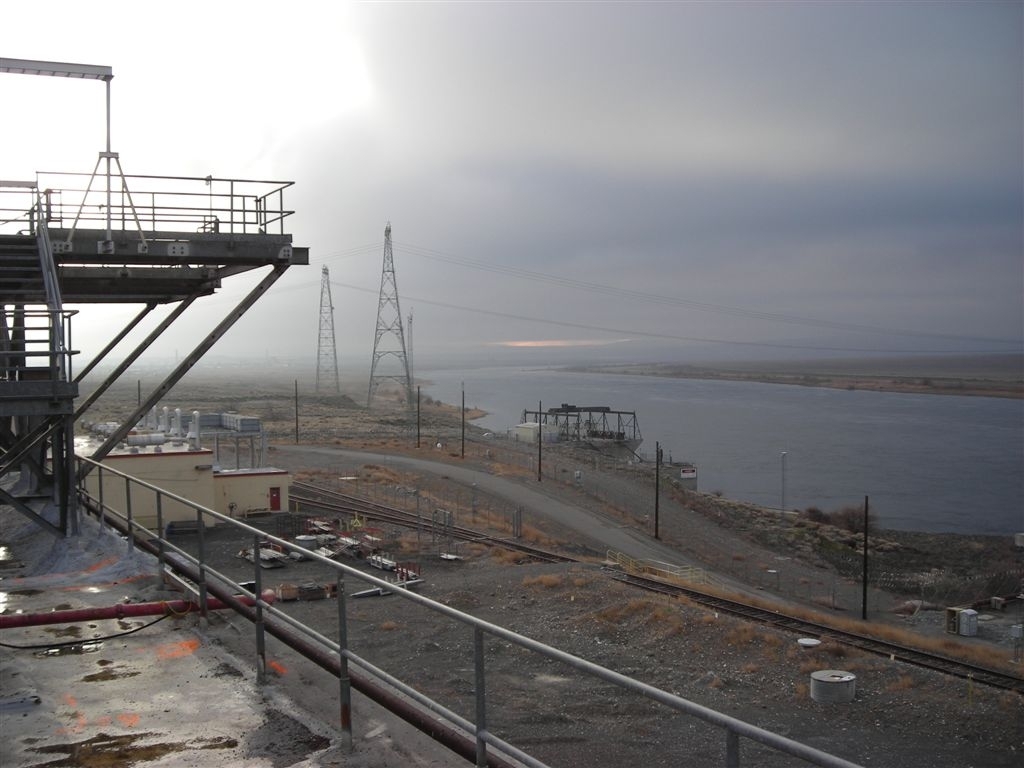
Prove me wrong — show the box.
[123,476,135,554]
[254,534,266,685]
[337,572,353,751]
[97,465,105,532]
[196,506,208,620]
[474,626,488,767]
[726,728,739,768]
[155,492,165,572]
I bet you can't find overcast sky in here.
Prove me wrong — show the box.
[2,1,1021,373]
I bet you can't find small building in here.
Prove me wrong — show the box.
[79,438,290,531]
[512,422,560,444]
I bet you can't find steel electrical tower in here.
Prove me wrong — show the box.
[367,222,413,408]
[315,266,340,393]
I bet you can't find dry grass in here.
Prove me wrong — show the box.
[681,580,1019,674]
[491,547,528,565]
[523,573,564,589]
[885,674,916,692]
[379,620,400,631]
[590,598,687,639]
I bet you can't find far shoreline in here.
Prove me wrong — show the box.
[564,357,1023,399]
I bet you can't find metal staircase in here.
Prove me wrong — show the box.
[1,172,308,536]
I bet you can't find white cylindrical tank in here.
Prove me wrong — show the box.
[810,670,856,703]
[190,410,202,449]
[126,434,166,446]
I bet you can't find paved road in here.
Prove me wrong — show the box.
[276,445,693,567]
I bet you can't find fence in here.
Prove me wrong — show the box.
[75,454,863,768]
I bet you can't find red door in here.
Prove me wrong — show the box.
[269,487,281,511]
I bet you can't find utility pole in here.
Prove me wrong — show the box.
[367,222,413,408]
[862,495,870,620]
[315,266,340,394]
[537,400,543,482]
[654,441,661,539]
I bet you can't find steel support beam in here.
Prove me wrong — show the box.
[81,264,291,475]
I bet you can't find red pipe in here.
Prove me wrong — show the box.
[0,590,276,630]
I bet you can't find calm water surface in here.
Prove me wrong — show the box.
[421,366,1023,536]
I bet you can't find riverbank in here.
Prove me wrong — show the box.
[566,354,1024,399]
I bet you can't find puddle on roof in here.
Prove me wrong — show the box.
[82,666,141,682]
[44,625,83,639]
[29,732,238,766]
[0,545,22,570]
[34,641,103,658]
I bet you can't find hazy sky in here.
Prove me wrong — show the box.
[2,1,1022,372]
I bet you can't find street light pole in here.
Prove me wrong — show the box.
[780,451,788,512]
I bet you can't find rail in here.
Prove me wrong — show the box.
[74,455,864,768]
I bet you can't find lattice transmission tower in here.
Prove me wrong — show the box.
[367,222,412,408]
[315,266,340,393]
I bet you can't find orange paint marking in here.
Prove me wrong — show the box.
[62,693,78,707]
[117,713,140,728]
[155,638,201,660]
[268,659,288,676]
[85,556,119,573]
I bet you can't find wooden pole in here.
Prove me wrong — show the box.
[862,495,869,620]
[537,400,542,482]
[654,441,661,539]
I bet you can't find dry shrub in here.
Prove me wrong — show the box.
[491,547,526,565]
[741,662,760,674]
[820,642,849,659]
[799,659,821,674]
[760,632,783,649]
[379,621,399,631]
[732,553,746,562]
[725,624,758,647]
[998,692,1023,713]
[523,573,564,589]
[707,676,726,690]
[700,613,718,626]
[519,523,553,546]
[795,682,809,698]
[591,598,684,635]
[885,674,916,692]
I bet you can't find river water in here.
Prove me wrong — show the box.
[420,366,1023,536]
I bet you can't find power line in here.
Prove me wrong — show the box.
[392,240,1020,347]
[328,279,1015,356]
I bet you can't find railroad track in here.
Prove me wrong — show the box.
[610,571,1024,694]
[290,482,1023,693]
[290,481,574,564]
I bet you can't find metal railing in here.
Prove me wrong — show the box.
[74,455,864,768]
[607,549,718,587]
[0,171,294,238]
[0,307,77,382]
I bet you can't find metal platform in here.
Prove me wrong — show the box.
[1,170,308,535]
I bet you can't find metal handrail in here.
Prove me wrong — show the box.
[0,171,295,238]
[75,455,865,768]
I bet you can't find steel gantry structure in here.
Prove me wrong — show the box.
[0,58,308,536]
